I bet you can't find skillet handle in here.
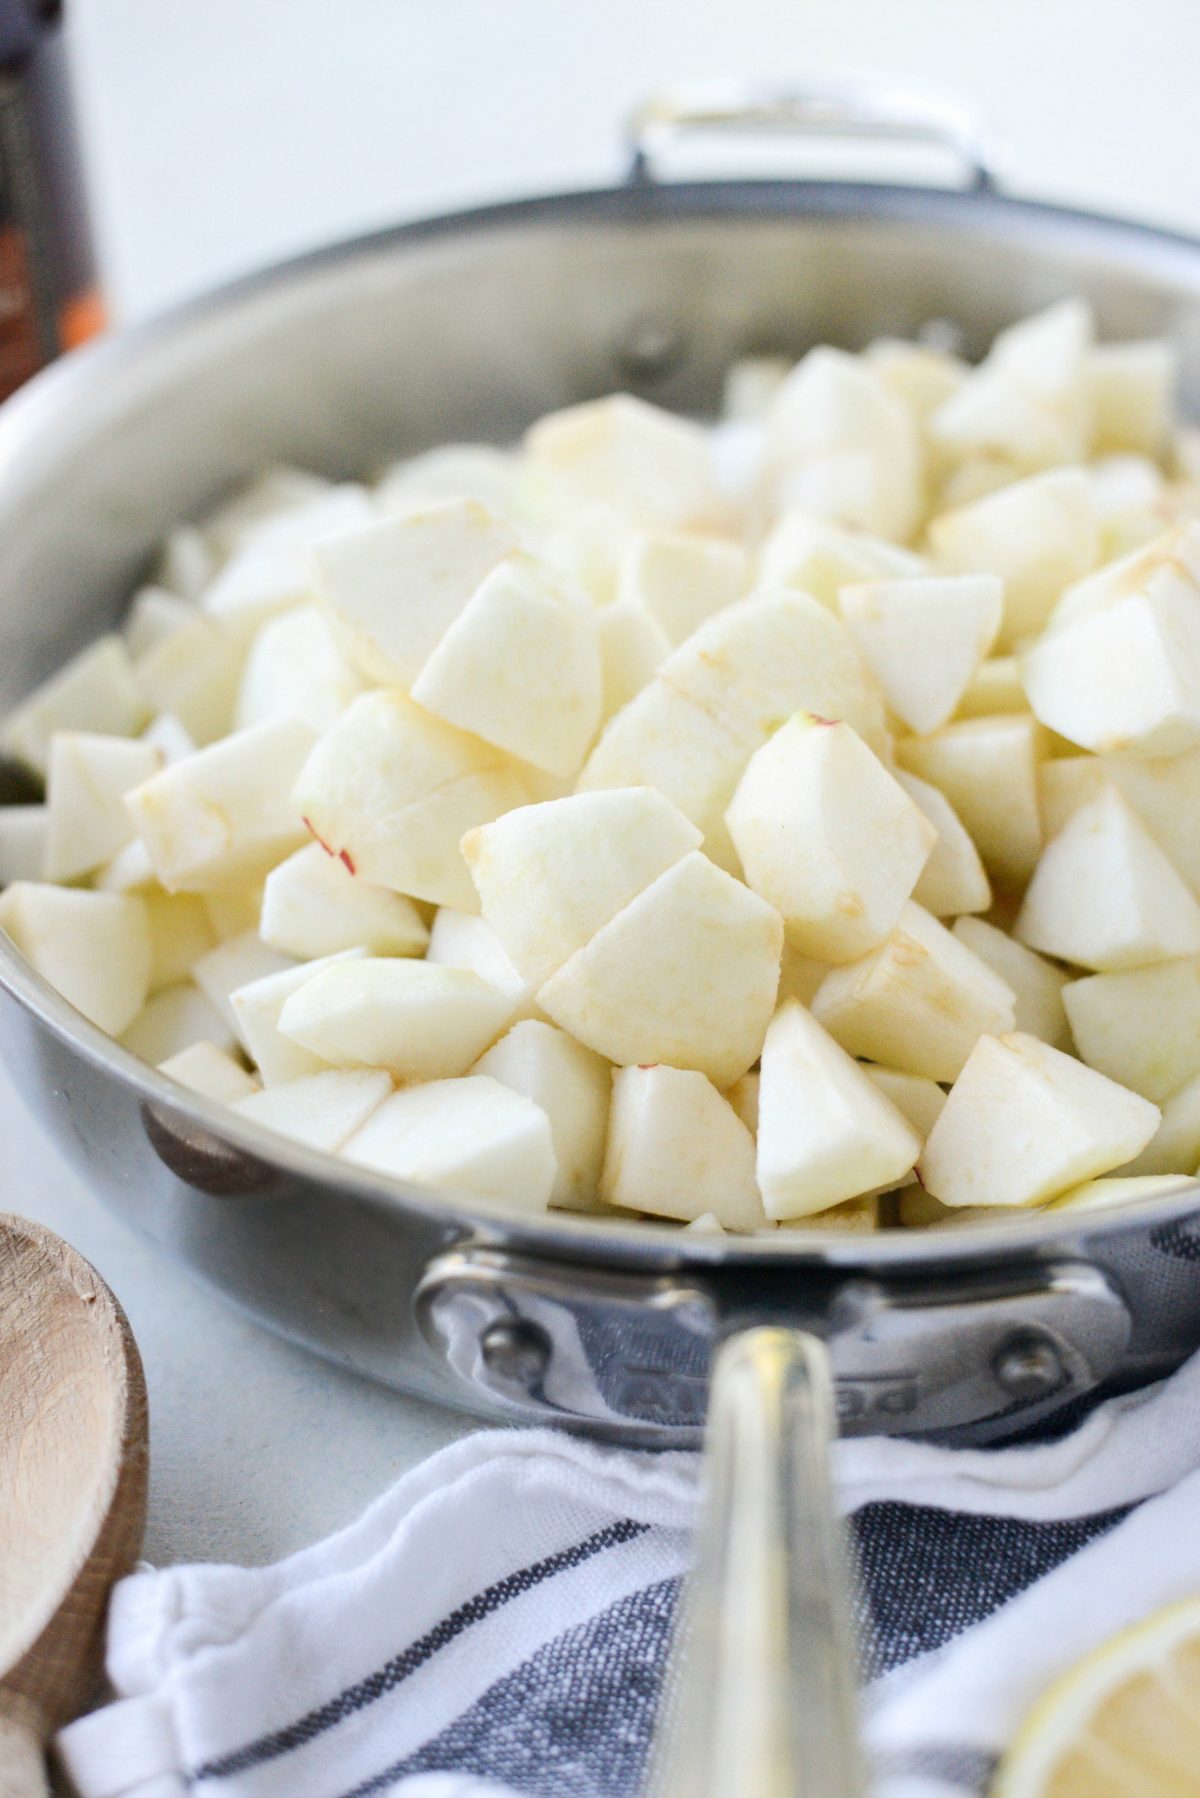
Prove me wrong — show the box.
[647,1326,866,1798]
[626,78,1001,194]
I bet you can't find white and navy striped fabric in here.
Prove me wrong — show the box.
[58,1348,1200,1798]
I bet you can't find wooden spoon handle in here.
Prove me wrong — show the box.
[0,1693,50,1798]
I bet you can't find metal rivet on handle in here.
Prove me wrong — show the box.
[479,1316,552,1389]
[992,1331,1066,1402]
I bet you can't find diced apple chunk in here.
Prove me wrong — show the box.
[1040,748,1200,899]
[126,716,314,892]
[928,467,1097,650]
[192,930,295,1037]
[473,1020,609,1212]
[261,843,428,961]
[412,554,602,776]
[342,1075,556,1212]
[764,348,922,540]
[44,732,162,881]
[811,901,1016,1081]
[461,787,701,988]
[232,948,367,1084]
[3,637,147,775]
[124,587,193,660]
[596,601,670,721]
[895,715,1044,888]
[1118,1071,1200,1177]
[235,605,364,735]
[141,714,197,765]
[895,771,991,918]
[726,1070,760,1135]
[123,980,235,1064]
[756,510,926,609]
[918,1031,1159,1207]
[537,851,782,1088]
[144,891,217,993]
[291,690,528,911]
[1015,786,1200,970]
[616,531,748,644]
[0,806,47,884]
[313,498,517,687]
[839,574,1002,735]
[757,1000,921,1218]
[278,958,510,1081]
[929,301,1093,473]
[0,883,150,1034]
[1046,1174,1190,1212]
[526,394,717,529]
[955,656,1029,720]
[233,1068,392,1153]
[1063,958,1200,1102]
[133,615,244,747]
[159,1041,258,1104]
[201,485,375,638]
[952,915,1072,1049]
[601,1063,765,1229]
[859,1065,947,1139]
[726,715,934,962]
[426,908,540,1030]
[1021,582,1200,758]
[1088,341,1174,457]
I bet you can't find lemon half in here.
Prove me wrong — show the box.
[992,1594,1200,1796]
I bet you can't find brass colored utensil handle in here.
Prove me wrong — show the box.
[626,78,1001,192]
[648,1327,866,1798]
[0,1694,50,1798]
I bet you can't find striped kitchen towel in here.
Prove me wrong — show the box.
[57,1345,1200,1798]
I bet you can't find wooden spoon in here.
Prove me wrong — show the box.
[0,1214,148,1796]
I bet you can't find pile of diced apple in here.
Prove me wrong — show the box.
[7,298,1200,1231]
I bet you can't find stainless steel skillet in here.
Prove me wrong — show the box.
[1,78,1198,1795]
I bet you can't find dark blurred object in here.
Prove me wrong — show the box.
[0,0,100,399]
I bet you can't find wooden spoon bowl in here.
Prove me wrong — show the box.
[0,1215,148,1795]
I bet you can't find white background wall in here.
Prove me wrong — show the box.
[70,0,1200,323]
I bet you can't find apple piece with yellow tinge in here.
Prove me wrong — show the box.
[764,347,923,541]
[261,842,428,962]
[952,915,1072,1050]
[929,300,1093,475]
[1087,338,1175,457]
[134,614,244,747]
[525,393,717,529]
[472,1020,609,1213]
[595,601,670,722]
[313,498,517,687]
[600,1063,765,1230]
[756,509,926,610]
[895,714,1044,888]
[928,466,1098,650]
[1015,785,1200,970]
[859,1065,947,1140]
[277,957,511,1084]
[918,1030,1159,1208]
[0,883,150,1036]
[811,900,1016,1082]
[122,980,233,1066]
[126,715,315,893]
[342,1075,557,1213]
[839,574,1003,736]
[231,947,368,1085]
[291,690,529,911]
[158,1040,259,1105]
[461,787,701,990]
[236,605,364,736]
[2,636,147,776]
[726,715,935,963]
[1063,957,1200,1103]
[44,731,163,882]
[537,851,783,1089]
[1117,1069,1200,1177]
[143,891,218,994]
[233,1067,392,1154]
[955,655,1029,720]
[756,1000,921,1219]
[895,771,991,918]
[1045,1173,1189,1213]
[411,554,602,777]
[427,907,542,1034]
[616,530,748,645]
